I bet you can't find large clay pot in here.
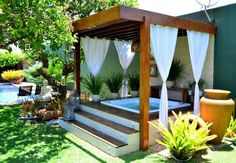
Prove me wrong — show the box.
[200,89,235,144]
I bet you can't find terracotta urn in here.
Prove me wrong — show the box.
[200,89,235,144]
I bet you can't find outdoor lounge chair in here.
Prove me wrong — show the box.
[34,85,41,95]
[18,86,33,96]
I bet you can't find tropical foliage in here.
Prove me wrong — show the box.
[0,50,24,68]
[105,73,123,93]
[0,0,138,92]
[1,70,23,81]
[167,59,185,81]
[129,73,139,91]
[23,61,44,85]
[151,112,216,161]
[225,116,236,138]
[82,74,103,95]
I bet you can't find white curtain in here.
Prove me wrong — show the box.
[187,30,210,115]
[114,40,135,97]
[114,40,135,71]
[150,24,178,127]
[81,36,110,76]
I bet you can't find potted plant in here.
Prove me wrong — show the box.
[1,70,24,84]
[150,112,216,161]
[129,73,139,97]
[105,73,123,99]
[188,79,205,96]
[82,74,103,102]
[167,59,184,88]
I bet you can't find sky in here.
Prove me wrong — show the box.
[138,0,236,16]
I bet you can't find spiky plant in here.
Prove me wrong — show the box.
[150,112,216,161]
[129,73,139,91]
[168,59,184,81]
[225,116,236,138]
[105,73,123,93]
[82,74,103,95]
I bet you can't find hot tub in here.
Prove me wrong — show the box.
[101,97,191,113]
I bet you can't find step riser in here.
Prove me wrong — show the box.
[80,104,139,130]
[59,119,119,156]
[75,113,135,144]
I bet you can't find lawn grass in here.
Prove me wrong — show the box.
[0,105,236,163]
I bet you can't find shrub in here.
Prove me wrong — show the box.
[105,73,123,93]
[151,112,216,161]
[129,73,139,91]
[0,51,24,68]
[82,74,103,95]
[225,116,236,138]
[167,59,184,81]
[1,70,23,81]
[23,61,44,85]
[48,57,63,81]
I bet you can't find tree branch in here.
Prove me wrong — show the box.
[0,35,28,48]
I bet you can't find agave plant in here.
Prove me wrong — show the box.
[129,73,139,91]
[150,112,216,161]
[105,73,123,93]
[82,74,103,95]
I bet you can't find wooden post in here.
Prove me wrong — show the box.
[74,37,81,94]
[139,16,150,150]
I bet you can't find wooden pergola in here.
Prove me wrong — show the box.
[72,6,216,150]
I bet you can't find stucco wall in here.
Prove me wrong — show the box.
[150,35,215,89]
[180,4,236,98]
[80,41,140,77]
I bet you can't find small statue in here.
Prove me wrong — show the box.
[37,80,53,101]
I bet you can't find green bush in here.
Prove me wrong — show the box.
[0,51,24,68]
[129,73,139,91]
[48,57,63,81]
[82,74,103,95]
[23,61,44,85]
[168,59,184,81]
[105,73,123,93]
[151,112,216,161]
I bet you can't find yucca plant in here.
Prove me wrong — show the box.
[105,73,123,93]
[167,59,184,81]
[82,74,103,95]
[225,116,236,138]
[129,73,139,91]
[150,112,216,161]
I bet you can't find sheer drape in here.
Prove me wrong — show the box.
[187,30,210,114]
[114,40,135,71]
[81,36,110,76]
[114,40,135,97]
[150,24,178,127]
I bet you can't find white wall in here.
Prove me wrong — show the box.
[150,35,215,89]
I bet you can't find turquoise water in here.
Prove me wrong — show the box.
[0,84,19,103]
[119,103,159,111]
[0,84,37,104]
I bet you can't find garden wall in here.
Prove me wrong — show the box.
[80,41,140,77]
[180,4,236,98]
